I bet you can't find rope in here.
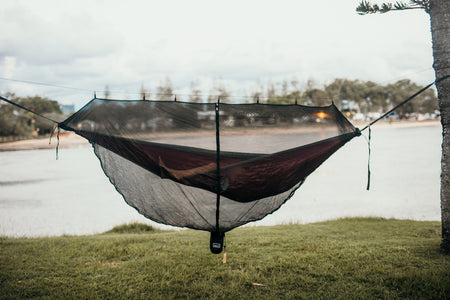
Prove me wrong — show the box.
[366,126,371,190]
[0,76,94,92]
[49,125,61,160]
[360,75,450,132]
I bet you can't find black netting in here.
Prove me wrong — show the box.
[60,98,358,233]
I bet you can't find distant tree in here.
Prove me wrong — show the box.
[363,81,388,112]
[385,79,438,117]
[208,82,230,103]
[18,96,62,115]
[324,78,436,114]
[104,85,111,99]
[290,77,299,92]
[0,93,27,136]
[357,0,450,253]
[325,79,368,108]
[339,80,366,104]
[251,91,263,104]
[189,81,202,103]
[156,78,174,101]
[140,84,150,100]
[267,90,305,105]
[266,82,277,100]
[304,88,329,106]
[281,80,289,96]
[418,88,439,113]
[0,95,63,136]
[325,78,345,106]
[263,79,296,104]
[20,96,63,135]
[325,79,350,108]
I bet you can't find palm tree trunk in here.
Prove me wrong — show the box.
[429,0,450,253]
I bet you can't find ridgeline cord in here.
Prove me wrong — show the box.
[0,76,93,92]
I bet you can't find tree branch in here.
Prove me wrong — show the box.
[356,0,428,15]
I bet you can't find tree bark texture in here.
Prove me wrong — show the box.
[429,0,450,253]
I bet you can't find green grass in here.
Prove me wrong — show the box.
[1,218,449,299]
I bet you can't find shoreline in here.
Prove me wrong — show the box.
[0,119,440,152]
[0,133,90,151]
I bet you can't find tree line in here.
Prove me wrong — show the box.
[266,78,438,117]
[0,77,438,137]
[0,93,64,137]
[138,77,438,117]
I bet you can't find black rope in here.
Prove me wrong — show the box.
[366,126,371,190]
[361,75,450,132]
[56,127,60,160]
[0,96,59,124]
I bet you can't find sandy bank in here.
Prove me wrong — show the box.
[352,119,440,130]
[0,120,440,151]
[0,133,90,151]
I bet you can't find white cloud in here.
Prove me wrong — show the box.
[0,0,435,108]
[0,1,121,66]
[2,56,16,78]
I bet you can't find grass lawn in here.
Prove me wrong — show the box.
[1,218,449,299]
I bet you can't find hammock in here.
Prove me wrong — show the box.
[56,99,359,252]
[2,76,446,253]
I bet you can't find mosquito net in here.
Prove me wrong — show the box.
[59,98,358,250]
[3,77,447,253]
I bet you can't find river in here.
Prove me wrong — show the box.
[0,123,442,237]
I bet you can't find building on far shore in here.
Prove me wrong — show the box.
[60,103,75,115]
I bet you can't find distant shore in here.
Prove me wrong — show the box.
[0,120,440,151]
[352,119,440,129]
[0,133,89,151]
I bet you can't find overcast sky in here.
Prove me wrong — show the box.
[0,0,435,108]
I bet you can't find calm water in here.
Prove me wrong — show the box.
[0,124,442,237]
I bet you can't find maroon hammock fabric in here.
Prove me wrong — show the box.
[76,130,355,202]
